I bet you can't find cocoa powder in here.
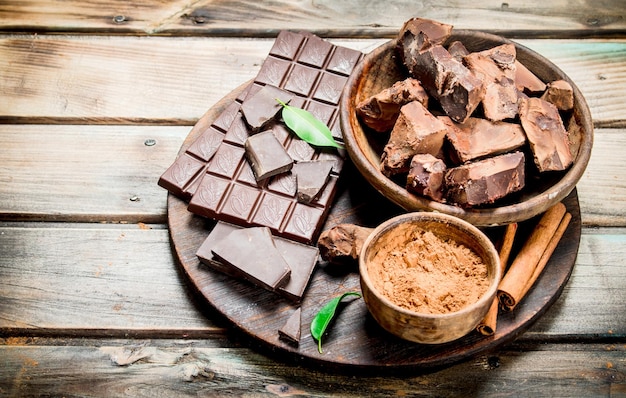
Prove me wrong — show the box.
[369,228,489,314]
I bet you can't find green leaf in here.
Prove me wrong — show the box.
[276,99,344,149]
[310,291,361,354]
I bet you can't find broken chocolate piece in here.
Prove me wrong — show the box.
[244,130,293,181]
[381,101,447,176]
[292,160,335,204]
[440,116,527,164]
[197,221,319,302]
[406,153,447,202]
[209,226,291,292]
[541,80,574,111]
[445,151,526,206]
[399,17,453,56]
[447,40,469,62]
[515,60,546,94]
[519,97,573,172]
[318,224,373,264]
[279,307,302,344]
[404,44,484,123]
[464,44,518,121]
[356,78,429,132]
[240,85,294,133]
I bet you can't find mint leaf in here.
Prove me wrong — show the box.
[310,292,361,353]
[276,99,344,149]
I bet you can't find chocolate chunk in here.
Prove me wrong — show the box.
[440,116,527,164]
[380,101,447,176]
[515,60,546,94]
[244,130,294,181]
[399,17,453,55]
[541,80,574,111]
[445,151,526,206]
[279,307,302,344]
[318,224,373,265]
[197,221,319,301]
[241,85,294,133]
[519,97,573,172]
[356,77,429,132]
[464,44,518,121]
[292,160,335,204]
[403,44,484,123]
[447,40,469,62]
[208,226,291,292]
[406,153,447,202]
[178,31,361,244]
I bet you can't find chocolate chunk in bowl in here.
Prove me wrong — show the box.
[340,27,593,226]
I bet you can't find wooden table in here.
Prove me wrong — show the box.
[1,1,625,396]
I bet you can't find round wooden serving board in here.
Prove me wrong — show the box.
[168,83,581,372]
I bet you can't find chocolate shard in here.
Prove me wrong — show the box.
[515,60,546,94]
[278,307,302,344]
[197,222,319,302]
[464,44,518,121]
[447,40,469,62]
[440,116,527,164]
[519,97,573,172]
[208,226,291,292]
[445,151,526,207]
[406,153,447,202]
[381,101,448,176]
[356,78,429,132]
[244,130,293,181]
[241,85,294,133]
[399,17,453,56]
[541,80,574,111]
[292,160,334,204]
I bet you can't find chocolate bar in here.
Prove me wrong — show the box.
[445,151,526,206]
[209,226,291,291]
[279,307,302,344]
[184,31,363,244]
[197,221,319,301]
[292,159,334,204]
[240,84,294,133]
[244,129,293,181]
[519,97,573,172]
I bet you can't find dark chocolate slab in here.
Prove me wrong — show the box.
[279,307,302,344]
[197,221,319,302]
[292,160,334,204]
[244,130,294,181]
[183,31,362,244]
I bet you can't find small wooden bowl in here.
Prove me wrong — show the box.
[340,31,593,226]
[359,212,501,344]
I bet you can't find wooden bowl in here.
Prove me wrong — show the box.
[340,31,593,226]
[359,212,501,344]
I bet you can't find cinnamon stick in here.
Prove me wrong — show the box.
[497,202,567,311]
[477,222,518,335]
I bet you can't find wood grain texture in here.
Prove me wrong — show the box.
[0,36,625,125]
[0,125,188,223]
[0,223,624,341]
[0,223,221,336]
[1,0,625,37]
[0,341,624,396]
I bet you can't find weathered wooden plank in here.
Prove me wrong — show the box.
[0,125,187,223]
[1,125,623,226]
[0,36,625,124]
[1,0,625,37]
[0,223,220,336]
[0,340,624,396]
[0,224,624,339]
